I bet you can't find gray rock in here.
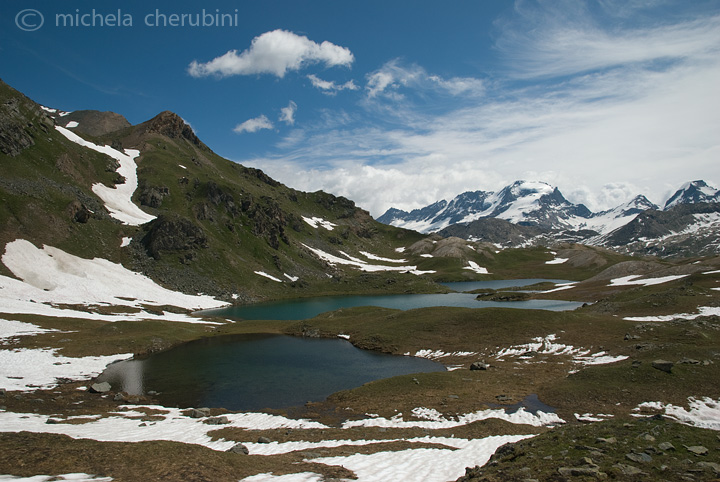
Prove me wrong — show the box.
[626,452,652,463]
[658,441,676,451]
[257,436,272,444]
[226,443,249,455]
[205,416,230,425]
[190,408,211,418]
[651,359,674,373]
[0,388,6,396]
[90,382,112,393]
[596,437,617,444]
[686,445,708,456]
[697,461,720,475]
[470,361,489,371]
[558,466,604,477]
[613,464,646,476]
[678,358,702,365]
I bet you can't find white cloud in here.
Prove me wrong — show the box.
[307,74,359,95]
[188,29,354,78]
[279,101,297,126]
[494,1,720,79]
[365,60,485,99]
[233,115,274,134]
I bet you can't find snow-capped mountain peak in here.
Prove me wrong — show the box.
[664,180,720,210]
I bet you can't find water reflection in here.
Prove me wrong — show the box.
[97,334,445,411]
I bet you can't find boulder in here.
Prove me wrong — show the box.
[205,416,230,425]
[686,445,708,456]
[257,436,272,444]
[226,443,249,455]
[470,361,489,371]
[651,360,674,373]
[190,407,211,418]
[89,382,111,393]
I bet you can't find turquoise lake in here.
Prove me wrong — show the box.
[201,279,581,321]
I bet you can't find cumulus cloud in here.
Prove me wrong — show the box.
[233,115,273,134]
[279,101,297,125]
[188,29,354,78]
[365,60,484,99]
[307,74,359,95]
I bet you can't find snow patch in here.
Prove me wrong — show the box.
[254,271,283,283]
[0,348,131,391]
[55,126,155,226]
[360,251,407,263]
[463,261,489,274]
[545,258,568,265]
[624,306,720,322]
[120,237,132,248]
[65,121,79,128]
[0,319,60,341]
[302,244,435,275]
[633,398,720,430]
[308,434,533,482]
[0,475,113,482]
[343,407,563,429]
[609,274,689,287]
[302,216,337,231]
[575,413,614,422]
[494,335,628,367]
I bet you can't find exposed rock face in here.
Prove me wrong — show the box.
[67,200,92,223]
[0,94,52,157]
[141,215,208,259]
[440,217,545,245]
[60,110,131,137]
[138,111,202,146]
[138,184,170,208]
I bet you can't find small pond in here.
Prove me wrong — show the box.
[98,334,445,411]
[202,289,583,321]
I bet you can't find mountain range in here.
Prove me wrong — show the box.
[378,180,720,257]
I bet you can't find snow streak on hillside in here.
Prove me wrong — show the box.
[55,126,156,226]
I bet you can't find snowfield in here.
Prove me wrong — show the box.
[0,348,131,391]
[0,239,228,318]
[0,404,539,482]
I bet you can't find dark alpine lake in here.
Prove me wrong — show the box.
[97,333,445,411]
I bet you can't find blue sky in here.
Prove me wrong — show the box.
[2,0,719,216]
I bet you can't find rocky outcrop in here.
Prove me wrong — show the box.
[141,215,208,259]
[440,218,545,245]
[0,89,53,157]
[137,111,202,146]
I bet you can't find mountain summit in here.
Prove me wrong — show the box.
[664,180,720,209]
